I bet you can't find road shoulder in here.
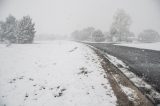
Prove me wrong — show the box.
[90,46,154,106]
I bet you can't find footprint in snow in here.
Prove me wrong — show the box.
[68,47,78,52]
[53,86,66,98]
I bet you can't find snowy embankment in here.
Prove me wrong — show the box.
[116,42,160,51]
[105,54,160,104]
[0,40,117,106]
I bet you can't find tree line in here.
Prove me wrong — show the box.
[71,9,160,43]
[71,27,105,42]
[0,15,36,44]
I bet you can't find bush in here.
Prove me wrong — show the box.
[138,29,160,43]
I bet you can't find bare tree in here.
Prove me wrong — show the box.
[71,27,95,41]
[110,9,133,42]
[92,30,105,42]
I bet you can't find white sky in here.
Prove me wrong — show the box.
[0,0,160,35]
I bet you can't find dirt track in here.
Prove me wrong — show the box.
[87,43,160,93]
[92,47,154,106]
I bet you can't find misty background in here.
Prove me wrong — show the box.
[1,1,160,105]
[0,0,160,37]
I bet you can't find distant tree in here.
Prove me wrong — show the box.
[138,29,160,42]
[82,27,95,41]
[104,32,112,42]
[71,30,81,41]
[92,30,105,42]
[110,9,133,42]
[71,27,95,41]
[0,21,3,41]
[16,16,36,43]
[0,15,17,43]
[35,34,56,41]
[126,32,136,42]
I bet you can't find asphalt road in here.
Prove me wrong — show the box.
[88,43,160,92]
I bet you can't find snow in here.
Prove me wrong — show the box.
[0,40,117,106]
[116,42,160,51]
[105,53,160,102]
[105,53,150,89]
[119,85,138,102]
[112,74,139,102]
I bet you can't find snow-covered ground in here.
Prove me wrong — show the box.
[116,42,160,51]
[105,54,160,103]
[0,40,117,106]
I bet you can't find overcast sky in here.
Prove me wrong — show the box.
[0,0,160,35]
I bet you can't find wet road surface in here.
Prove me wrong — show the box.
[88,43,160,92]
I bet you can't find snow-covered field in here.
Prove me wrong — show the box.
[0,40,117,106]
[116,42,160,51]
